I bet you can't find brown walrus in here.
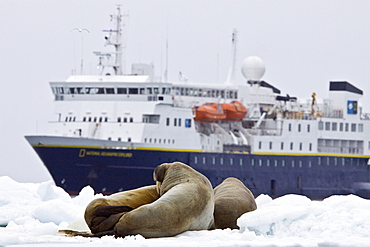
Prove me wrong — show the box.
[113,162,214,238]
[84,184,159,236]
[213,177,257,229]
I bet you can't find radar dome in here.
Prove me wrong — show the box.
[241,56,265,81]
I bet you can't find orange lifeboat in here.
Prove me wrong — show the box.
[193,103,226,122]
[222,100,247,121]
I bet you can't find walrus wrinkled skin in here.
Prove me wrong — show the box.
[213,177,257,229]
[114,162,215,238]
[84,185,159,236]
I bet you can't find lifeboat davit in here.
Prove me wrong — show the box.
[193,103,226,122]
[222,100,247,121]
[193,101,247,122]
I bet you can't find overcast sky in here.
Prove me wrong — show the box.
[1,0,370,183]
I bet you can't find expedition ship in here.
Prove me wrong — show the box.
[26,7,370,198]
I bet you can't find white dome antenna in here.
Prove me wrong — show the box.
[241,56,265,81]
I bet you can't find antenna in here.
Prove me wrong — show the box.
[70,28,90,75]
[225,29,238,86]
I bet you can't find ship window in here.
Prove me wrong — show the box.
[123,117,127,123]
[178,118,181,127]
[117,88,127,94]
[99,117,103,122]
[298,124,301,132]
[88,117,92,122]
[281,142,284,150]
[292,160,295,167]
[259,159,262,166]
[195,156,198,164]
[345,123,349,132]
[318,121,323,130]
[307,124,310,132]
[282,160,285,167]
[309,143,312,151]
[203,157,206,164]
[351,123,356,132]
[308,161,312,168]
[240,159,243,166]
[258,141,262,149]
[251,159,254,166]
[144,138,147,142]
[69,116,73,122]
[118,137,121,141]
[166,118,170,126]
[128,137,131,142]
[77,87,84,94]
[172,139,175,144]
[220,158,223,165]
[83,117,86,122]
[288,123,292,131]
[174,118,177,126]
[105,117,108,122]
[327,157,330,165]
[106,88,115,94]
[65,116,68,122]
[325,122,330,131]
[230,158,233,165]
[212,157,215,165]
[342,158,345,166]
[163,139,166,144]
[149,138,152,143]
[332,122,337,131]
[154,138,156,143]
[358,124,363,132]
[266,160,270,167]
[274,160,278,167]
[93,117,96,122]
[290,142,293,150]
[299,143,302,151]
[340,123,343,131]
[73,117,76,122]
[108,137,112,140]
[234,91,238,99]
[269,142,272,150]
[129,88,138,94]
[154,88,159,94]
[69,88,76,94]
[118,117,121,122]
[299,160,302,168]
[318,157,321,165]
[130,117,133,123]
[140,88,145,94]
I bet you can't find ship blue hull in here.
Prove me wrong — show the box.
[31,145,370,199]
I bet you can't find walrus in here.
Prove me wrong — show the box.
[113,162,215,238]
[84,184,159,236]
[213,177,257,229]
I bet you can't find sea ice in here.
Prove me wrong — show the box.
[1,176,370,247]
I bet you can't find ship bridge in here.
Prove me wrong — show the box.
[50,75,172,104]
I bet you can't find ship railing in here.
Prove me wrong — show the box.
[360,113,370,120]
[317,146,363,154]
[247,128,280,136]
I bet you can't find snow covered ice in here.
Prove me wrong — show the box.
[1,176,370,247]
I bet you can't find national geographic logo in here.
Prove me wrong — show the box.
[79,149,132,158]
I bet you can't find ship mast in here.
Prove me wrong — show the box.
[95,6,124,75]
[225,29,237,86]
